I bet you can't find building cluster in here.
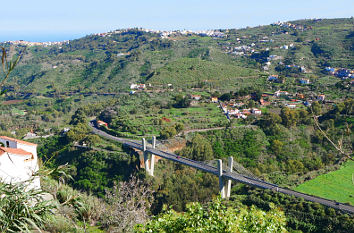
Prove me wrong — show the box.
[160,30,226,39]
[93,28,226,39]
[230,45,255,56]
[4,40,69,47]
[285,64,307,73]
[213,88,328,120]
[271,21,312,31]
[325,67,353,79]
[219,101,261,119]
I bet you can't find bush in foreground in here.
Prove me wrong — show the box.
[136,197,287,233]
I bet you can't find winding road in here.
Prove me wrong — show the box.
[89,121,354,214]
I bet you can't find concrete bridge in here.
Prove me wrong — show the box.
[89,121,354,214]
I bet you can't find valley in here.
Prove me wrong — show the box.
[0,17,353,232]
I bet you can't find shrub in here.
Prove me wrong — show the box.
[0,181,54,232]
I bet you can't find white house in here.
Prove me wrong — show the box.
[130,83,146,90]
[130,84,138,89]
[0,136,40,190]
[275,90,289,97]
[251,108,262,115]
[228,109,240,115]
[191,95,201,101]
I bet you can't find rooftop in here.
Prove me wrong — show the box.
[0,147,33,156]
[0,136,37,146]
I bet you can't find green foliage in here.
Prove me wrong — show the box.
[0,182,54,232]
[219,92,232,101]
[206,127,268,163]
[159,125,177,139]
[259,112,282,129]
[173,94,191,108]
[70,107,87,125]
[69,150,139,197]
[295,160,354,205]
[187,47,210,59]
[149,57,259,89]
[280,107,299,128]
[153,167,218,213]
[237,186,354,233]
[137,197,287,233]
[311,101,322,116]
[65,123,90,142]
[180,134,213,161]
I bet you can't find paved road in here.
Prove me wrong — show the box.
[89,121,354,214]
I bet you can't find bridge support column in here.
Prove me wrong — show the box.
[142,138,150,175]
[150,136,156,176]
[226,156,233,199]
[217,159,226,199]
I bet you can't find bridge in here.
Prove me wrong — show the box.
[89,121,354,214]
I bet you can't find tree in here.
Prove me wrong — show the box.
[70,107,87,125]
[247,99,256,108]
[181,134,213,161]
[173,94,191,108]
[270,139,283,156]
[280,107,299,128]
[82,134,100,146]
[259,112,282,129]
[65,123,90,142]
[311,101,322,116]
[174,122,184,133]
[219,92,232,101]
[136,197,287,233]
[252,90,263,101]
[101,176,154,232]
[159,125,177,139]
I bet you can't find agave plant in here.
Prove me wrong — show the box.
[0,180,55,232]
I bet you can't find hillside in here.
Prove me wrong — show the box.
[1,18,352,94]
[0,18,353,232]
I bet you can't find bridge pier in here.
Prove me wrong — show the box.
[217,159,225,198]
[226,156,233,198]
[150,136,156,176]
[217,157,233,199]
[142,138,150,175]
[142,137,156,176]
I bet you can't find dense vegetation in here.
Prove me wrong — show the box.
[0,18,353,232]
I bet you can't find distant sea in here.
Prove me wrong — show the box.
[0,32,90,43]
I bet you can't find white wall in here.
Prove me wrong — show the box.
[17,143,38,164]
[0,138,40,190]
[0,138,17,148]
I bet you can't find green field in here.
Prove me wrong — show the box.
[295,160,354,205]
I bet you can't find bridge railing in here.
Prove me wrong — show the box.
[89,122,354,214]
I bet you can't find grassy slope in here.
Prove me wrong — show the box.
[294,160,354,205]
[148,57,260,88]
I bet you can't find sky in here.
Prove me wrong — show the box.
[1,0,353,42]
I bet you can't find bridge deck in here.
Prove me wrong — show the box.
[90,122,354,214]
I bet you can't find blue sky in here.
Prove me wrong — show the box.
[1,0,353,42]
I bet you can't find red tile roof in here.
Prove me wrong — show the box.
[0,136,37,146]
[0,147,33,156]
